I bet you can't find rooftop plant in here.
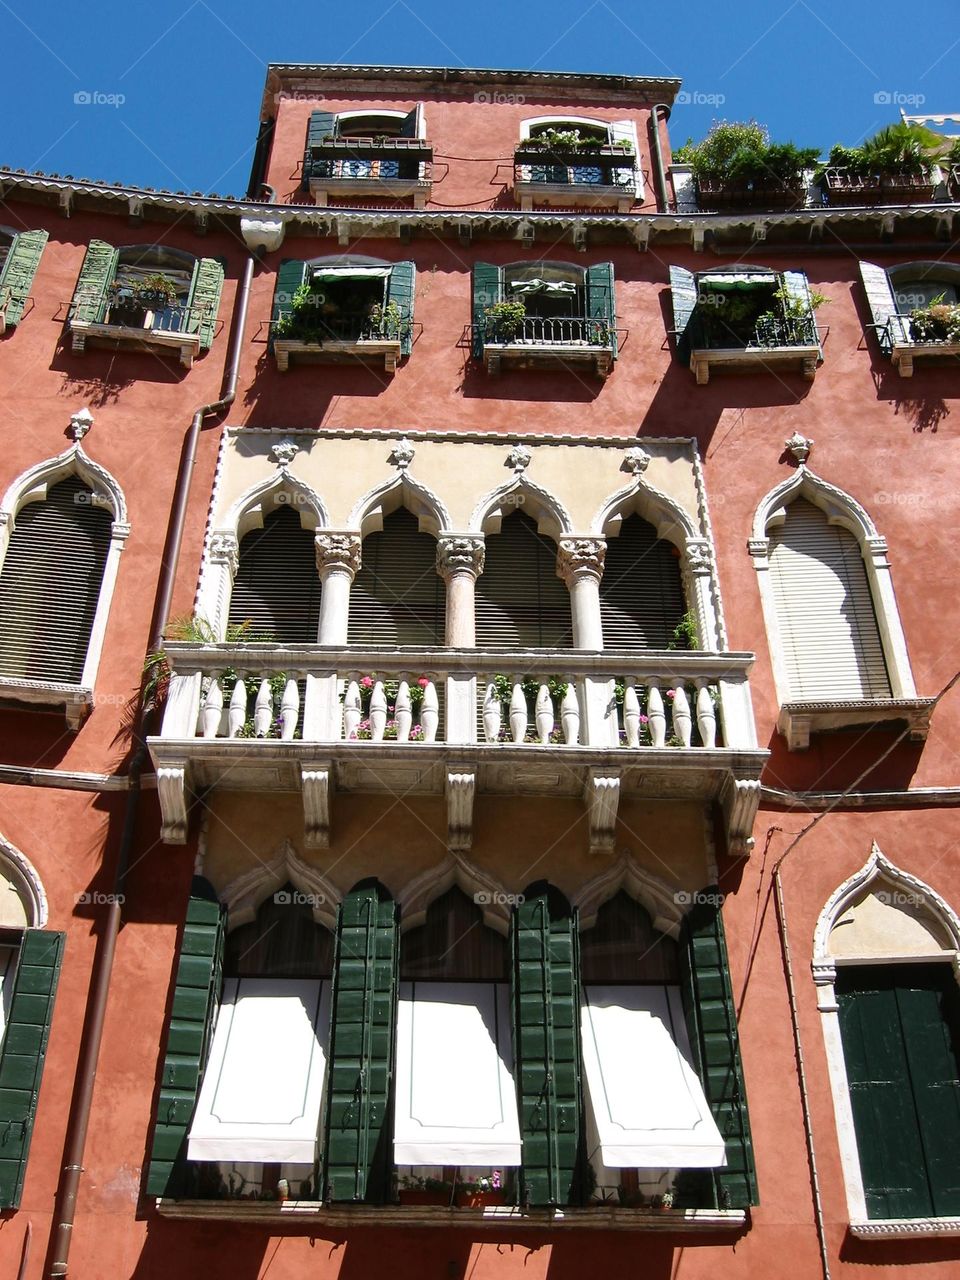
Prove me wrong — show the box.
[820,122,942,176]
[674,121,818,186]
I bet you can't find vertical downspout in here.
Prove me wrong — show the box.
[774,864,832,1280]
[648,104,672,213]
[46,251,256,1280]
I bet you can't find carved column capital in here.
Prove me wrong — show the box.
[208,532,239,574]
[557,537,606,585]
[315,532,362,580]
[436,535,485,580]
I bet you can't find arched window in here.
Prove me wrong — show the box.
[395,886,519,1199]
[348,507,444,646]
[228,504,322,643]
[0,474,112,685]
[599,514,686,649]
[579,893,722,1208]
[767,497,890,700]
[814,847,960,1233]
[188,887,334,1202]
[475,509,572,647]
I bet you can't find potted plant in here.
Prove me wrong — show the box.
[132,272,180,312]
[454,1170,507,1208]
[484,299,527,342]
[397,1174,454,1206]
[908,293,960,343]
[274,281,326,343]
[675,121,817,211]
[366,300,404,339]
[106,280,147,327]
[820,123,940,205]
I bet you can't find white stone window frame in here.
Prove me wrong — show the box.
[748,465,930,751]
[333,107,426,139]
[0,832,49,929]
[0,441,129,728]
[813,843,960,1240]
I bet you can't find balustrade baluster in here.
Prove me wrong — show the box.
[420,679,439,743]
[343,679,361,740]
[697,681,717,749]
[483,682,502,743]
[647,680,666,748]
[395,678,412,743]
[228,676,246,738]
[623,679,640,748]
[280,677,300,741]
[254,676,273,738]
[673,684,692,748]
[510,681,527,744]
[370,680,387,742]
[535,683,554,744]
[201,674,223,739]
[561,682,580,745]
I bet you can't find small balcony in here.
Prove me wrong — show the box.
[821,167,938,207]
[513,144,637,212]
[883,311,960,378]
[148,644,767,859]
[694,176,809,212]
[273,314,407,374]
[303,137,433,207]
[478,314,617,378]
[690,313,822,385]
[69,293,205,368]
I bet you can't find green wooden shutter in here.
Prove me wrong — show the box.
[324,882,398,1203]
[837,965,960,1220]
[0,930,65,1209]
[272,259,308,346]
[387,260,416,357]
[399,106,420,138]
[472,262,502,359]
[0,230,48,328]
[513,885,581,1208]
[586,261,617,358]
[669,265,699,365]
[780,269,822,354]
[186,257,224,351]
[858,260,898,354]
[145,879,225,1199]
[70,240,118,325]
[303,111,338,189]
[680,893,758,1209]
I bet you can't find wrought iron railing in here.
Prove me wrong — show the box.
[303,138,433,186]
[71,292,210,334]
[272,314,409,345]
[480,315,613,347]
[514,145,636,190]
[698,313,820,350]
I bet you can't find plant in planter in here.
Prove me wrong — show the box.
[820,123,941,204]
[275,281,326,342]
[455,1170,506,1208]
[484,299,527,341]
[675,121,817,209]
[397,1174,455,1205]
[526,128,602,153]
[486,673,572,743]
[132,272,180,310]
[908,293,960,343]
[367,300,404,339]
[344,673,432,741]
[754,284,828,347]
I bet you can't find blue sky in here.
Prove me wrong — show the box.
[1,0,956,194]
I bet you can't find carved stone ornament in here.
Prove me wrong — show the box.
[388,438,416,470]
[208,532,239,571]
[621,446,650,476]
[315,531,362,577]
[557,537,606,584]
[685,538,714,574]
[784,432,813,465]
[270,439,300,470]
[505,443,532,473]
[69,408,94,441]
[436,535,485,579]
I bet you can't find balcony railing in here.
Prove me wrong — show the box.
[882,312,960,377]
[271,313,411,373]
[477,315,618,377]
[513,145,637,211]
[821,167,937,207]
[68,293,212,367]
[689,312,823,384]
[481,315,612,348]
[149,644,766,855]
[303,137,433,207]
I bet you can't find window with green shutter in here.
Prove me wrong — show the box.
[586,261,617,357]
[0,929,65,1209]
[145,879,225,1199]
[512,884,582,1207]
[0,229,48,330]
[323,881,398,1203]
[837,964,960,1221]
[679,893,758,1209]
[472,262,503,358]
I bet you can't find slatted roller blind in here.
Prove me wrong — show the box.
[228,506,321,643]
[347,508,444,646]
[475,511,572,649]
[0,476,111,684]
[599,515,685,649]
[768,499,891,700]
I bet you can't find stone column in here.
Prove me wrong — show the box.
[315,532,362,645]
[557,537,606,650]
[436,535,485,648]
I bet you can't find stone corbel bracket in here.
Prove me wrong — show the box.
[157,760,190,844]
[301,763,333,848]
[446,769,476,853]
[721,776,761,858]
[584,769,621,856]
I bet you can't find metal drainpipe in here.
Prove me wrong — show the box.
[46,251,256,1280]
[774,863,832,1280]
[648,104,672,213]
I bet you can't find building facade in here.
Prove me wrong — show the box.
[0,62,957,1280]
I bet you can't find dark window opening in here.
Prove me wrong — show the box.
[475,510,572,648]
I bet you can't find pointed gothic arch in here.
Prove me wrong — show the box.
[347,470,450,539]
[572,855,686,938]
[218,838,341,933]
[397,853,514,935]
[469,473,572,540]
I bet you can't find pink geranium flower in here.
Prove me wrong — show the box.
[360,675,373,689]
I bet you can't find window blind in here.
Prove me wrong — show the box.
[475,511,572,649]
[599,516,686,650]
[228,505,321,643]
[348,508,444,646]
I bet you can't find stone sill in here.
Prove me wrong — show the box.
[514,181,635,213]
[778,698,936,751]
[274,337,402,373]
[689,344,820,385]
[156,1198,747,1232]
[0,678,92,729]
[891,339,960,377]
[308,177,431,209]
[850,1217,960,1240]
[482,341,613,378]
[69,320,201,368]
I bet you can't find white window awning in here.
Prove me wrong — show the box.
[311,266,391,281]
[394,981,522,1166]
[581,984,726,1169]
[187,977,330,1164]
[697,271,776,288]
[507,278,579,294]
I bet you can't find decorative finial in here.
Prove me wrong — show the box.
[505,443,532,473]
[270,439,300,470]
[622,447,650,476]
[69,408,93,442]
[388,438,415,471]
[784,432,813,465]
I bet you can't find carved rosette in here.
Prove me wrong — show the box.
[684,538,714,576]
[505,443,532,474]
[315,532,362,580]
[621,446,650,476]
[557,537,606,585]
[784,432,813,465]
[388,438,416,471]
[436,535,485,580]
[270,439,300,470]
